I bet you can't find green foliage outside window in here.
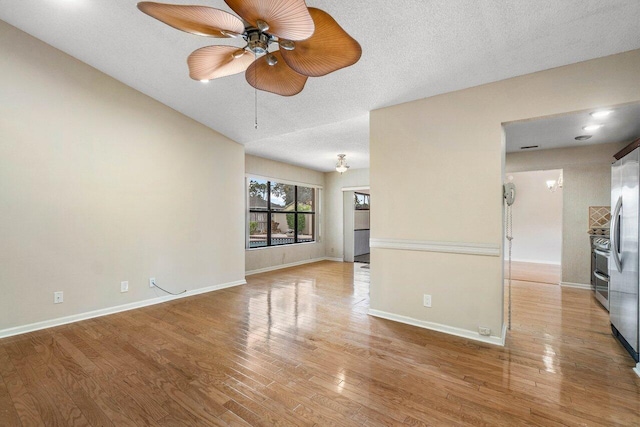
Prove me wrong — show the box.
[286,203,310,232]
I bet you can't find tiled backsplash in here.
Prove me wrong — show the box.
[589,206,610,228]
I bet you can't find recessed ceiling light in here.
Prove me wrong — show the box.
[583,124,602,131]
[575,135,592,141]
[590,110,613,118]
[200,79,210,83]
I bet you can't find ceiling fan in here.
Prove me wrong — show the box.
[137,0,362,96]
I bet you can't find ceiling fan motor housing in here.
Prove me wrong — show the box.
[246,30,272,56]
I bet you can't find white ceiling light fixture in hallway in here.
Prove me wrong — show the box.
[335,154,349,173]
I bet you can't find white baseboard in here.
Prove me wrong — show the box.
[0,279,246,340]
[502,323,508,345]
[367,309,506,346]
[634,363,640,378]
[245,257,342,276]
[560,281,591,290]
[505,259,561,266]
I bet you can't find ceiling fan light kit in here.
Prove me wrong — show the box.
[137,0,362,96]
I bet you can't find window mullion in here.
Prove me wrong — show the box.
[267,181,272,246]
[294,185,298,244]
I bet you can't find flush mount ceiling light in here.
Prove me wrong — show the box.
[137,1,362,97]
[590,110,613,118]
[583,124,602,131]
[575,135,592,141]
[335,154,349,174]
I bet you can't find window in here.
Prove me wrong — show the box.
[248,178,316,248]
[355,192,370,210]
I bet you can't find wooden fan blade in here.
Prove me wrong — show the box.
[224,0,314,41]
[137,2,245,37]
[280,8,362,77]
[245,51,308,96]
[188,46,254,80]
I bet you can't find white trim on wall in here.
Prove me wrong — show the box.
[368,309,506,346]
[370,238,500,257]
[245,257,342,276]
[0,279,246,339]
[341,186,370,192]
[560,281,591,290]
[506,258,561,265]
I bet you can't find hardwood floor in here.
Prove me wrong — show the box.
[506,261,561,285]
[1,261,639,426]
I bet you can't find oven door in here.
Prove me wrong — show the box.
[594,247,610,311]
[594,248,609,275]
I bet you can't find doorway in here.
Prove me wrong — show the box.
[353,192,370,263]
[343,187,370,264]
[504,169,563,285]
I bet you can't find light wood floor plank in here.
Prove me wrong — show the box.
[1,261,639,426]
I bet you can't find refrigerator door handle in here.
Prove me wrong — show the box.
[611,195,623,273]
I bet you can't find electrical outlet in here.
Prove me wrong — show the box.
[423,294,432,308]
[54,291,63,304]
[479,327,491,336]
[149,277,156,288]
[120,281,129,293]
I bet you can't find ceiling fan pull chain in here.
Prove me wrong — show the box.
[254,51,258,130]
[255,86,258,130]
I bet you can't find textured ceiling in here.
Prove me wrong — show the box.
[505,102,640,153]
[1,1,640,171]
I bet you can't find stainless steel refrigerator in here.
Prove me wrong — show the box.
[610,147,640,362]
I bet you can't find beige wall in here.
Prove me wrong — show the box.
[324,168,370,259]
[245,155,325,272]
[370,50,640,342]
[507,142,627,285]
[506,170,563,265]
[0,22,245,331]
